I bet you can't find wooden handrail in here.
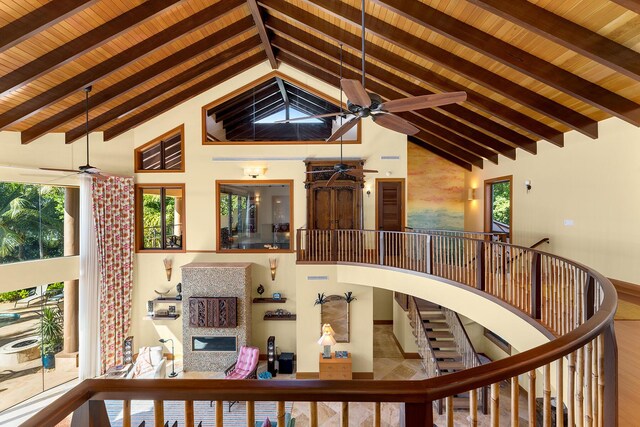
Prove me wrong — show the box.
[23,229,617,427]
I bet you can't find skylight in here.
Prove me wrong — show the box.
[256,107,323,124]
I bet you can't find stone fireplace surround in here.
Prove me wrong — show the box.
[181,262,251,372]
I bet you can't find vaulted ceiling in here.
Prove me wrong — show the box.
[1,0,639,170]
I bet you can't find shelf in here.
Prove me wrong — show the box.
[146,314,180,320]
[153,297,182,303]
[263,314,296,321]
[253,298,287,303]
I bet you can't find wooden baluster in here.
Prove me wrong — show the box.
[374,402,381,427]
[568,352,576,427]
[577,347,585,427]
[310,402,318,427]
[543,364,551,427]
[511,376,519,426]
[597,334,605,427]
[528,370,536,427]
[123,400,131,427]
[490,383,499,427]
[469,388,478,427]
[445,396,454,427]
[246,401,255,426]
[215,400,223,427]
[154,400,164,427]
[402,402,433,425]
[557,358,564,427]
[341,402,349,427]
[585,342,593,427]
[185,400,194,427]
[277,401,285,426]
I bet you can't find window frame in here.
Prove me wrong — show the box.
[216,180,294,253]
[134,124,185,173]
[201,71,361,146]
[135,183,186,253]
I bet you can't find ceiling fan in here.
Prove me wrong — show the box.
[278,0,467,141]
[40,86,108,180]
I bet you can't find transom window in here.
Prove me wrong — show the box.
[135,184,185,252]
[135,125,184,172]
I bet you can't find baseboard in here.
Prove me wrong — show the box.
[296,372,373,379]
[391,330,421,359]
[296,372,319,379]
[373,320,393,325]
[610,277,640,300]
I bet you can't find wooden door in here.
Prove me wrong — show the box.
[376,179,405,258]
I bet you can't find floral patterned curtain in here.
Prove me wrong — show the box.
[92,176,134,373]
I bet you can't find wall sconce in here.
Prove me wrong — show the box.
[269,257,278,281]
[365,184,371,197]
[467,188,477,201]
[244,166,265,178]
[163,257,172,281]
[525,180,532,193]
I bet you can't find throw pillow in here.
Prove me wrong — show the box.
[261,417,272,427]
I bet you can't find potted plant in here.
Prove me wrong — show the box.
[40,306,62,369]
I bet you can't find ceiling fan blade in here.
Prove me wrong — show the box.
[305,169,335,174]
[362,169,379,173]
[326,117,361,142]
[326,171,341,186]
[372,113,419,135]
[274,112,350,123]
[92,173,109,181]
[341,79,371,107]
[40,167,80,173]
[380,91,467,113]
[344,169,364,177]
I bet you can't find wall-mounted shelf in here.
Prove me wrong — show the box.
[145,314,180,320]
[263,314,296,321]
[253,298,287,303]
[153,297,182,303]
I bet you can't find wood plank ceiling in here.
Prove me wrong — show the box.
[1,0,639,171]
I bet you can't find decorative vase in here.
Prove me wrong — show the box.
[257,284,264,296]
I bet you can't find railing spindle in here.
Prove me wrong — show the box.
[246,401,255,426]
[123,400,131,427]
[490,382,499,427]
[185,400,194,427]
[310,401,318,427]
[528,369,536,427]
[154,400,164,427]
[511,376,519,426]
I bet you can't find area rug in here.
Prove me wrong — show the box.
[106,400,293,427]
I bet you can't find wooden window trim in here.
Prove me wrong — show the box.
[201,71,361,146]
[135,183,186,253]
[134,124,185,173]
[216,179,294,253]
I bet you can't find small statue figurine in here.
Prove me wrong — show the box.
[175,282,182,300]
[257,283,265,296]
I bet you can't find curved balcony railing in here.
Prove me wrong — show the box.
[24,229,617,427]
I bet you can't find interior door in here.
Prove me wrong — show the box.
[376,179,405,258]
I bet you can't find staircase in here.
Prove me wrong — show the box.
[410,298,487,414]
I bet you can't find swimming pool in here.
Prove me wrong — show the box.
[0,313,21,327]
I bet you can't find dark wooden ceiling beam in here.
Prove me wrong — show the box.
[65,39,262,143]
[0,0,246,130]
[0,0,182,98]
[609,0,640,15]
[21,17,256,144]
[266,15,562,147]
[247,0,278,69]
[276,50,485,167]
[466,0,640,81]
[271,33,518,159]
[374,0,640,127]
[0,0,99,53]
[103,52,267,142]
[408,138,472,172]
[291,0,598,138]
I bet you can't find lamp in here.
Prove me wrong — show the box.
[163,257,172,281]
[467,188,477,201]
[244,166,265,178]
[159,338,177,378]
[317,324,336,359]
[269,257,277,281]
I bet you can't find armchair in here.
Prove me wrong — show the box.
[211,345,259,411]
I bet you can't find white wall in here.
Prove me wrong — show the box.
[465,117,640,284]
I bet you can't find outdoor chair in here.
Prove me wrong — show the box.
[210,345,259,411]
[14,286,47,308]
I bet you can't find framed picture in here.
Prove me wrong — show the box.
[334,350,348,358]
[272,292,282,300]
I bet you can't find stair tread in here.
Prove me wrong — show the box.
[438,361,466,369]
[427,331,454,339]
[433,350,461,359]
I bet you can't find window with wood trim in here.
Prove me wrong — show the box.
[135,125,184,172]
[135,184,185,252]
